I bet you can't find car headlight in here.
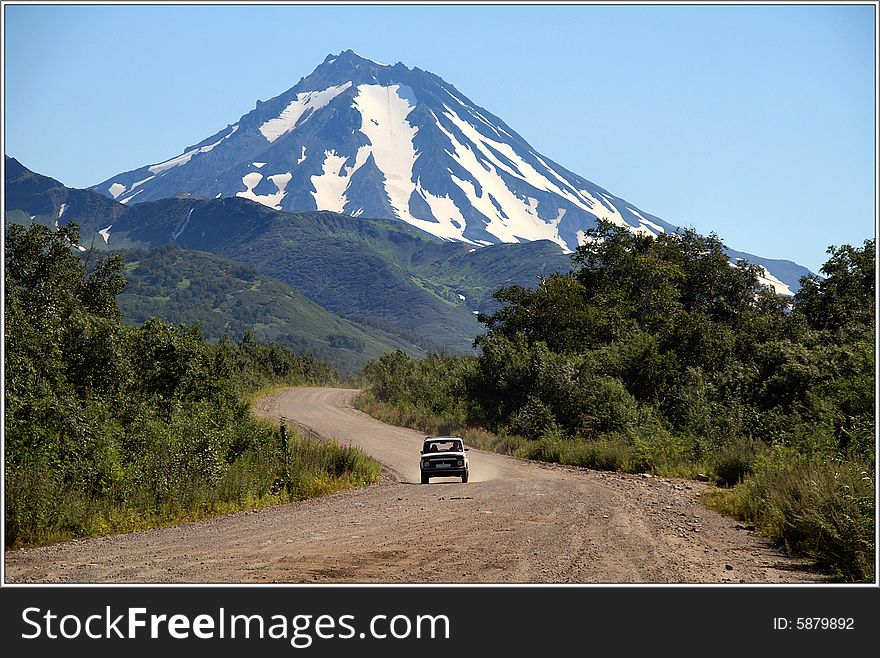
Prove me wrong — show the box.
[457,460,463,466]
[422,461,429,468]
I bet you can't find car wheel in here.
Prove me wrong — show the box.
[461,470,469,483]
[421,473,429,484]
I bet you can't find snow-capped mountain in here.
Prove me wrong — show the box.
[91,50,797,293]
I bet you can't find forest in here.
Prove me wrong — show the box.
[356,221,875,581]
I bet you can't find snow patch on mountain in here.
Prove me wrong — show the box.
[756,267,794,296]
[442,85,513,140]
[311,150,345,211]
[352,51,386,66]
[259,82,352,143]
[120,189,143,205]
[99,225,112,244]
[628,207,665,235]
[131,174,155,190]
[240,172,263,192]
[173,208,194,241]
[237,171,292,209]
[109,183,126,199]
[311,148,370,212]
[577,189,630,229]
[353,84,420,224]
[268,172,293,195]
[409,185,473,243]
[298,146,307,164]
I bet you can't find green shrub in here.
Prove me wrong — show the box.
[506,396,560,440]
[571,437,637,472]
[712,436,767,486]
[632,429,699,476]
[462,427,527,456]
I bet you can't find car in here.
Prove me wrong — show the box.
[420,436,469,484]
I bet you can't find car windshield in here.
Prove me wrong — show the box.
[424,440,461,453]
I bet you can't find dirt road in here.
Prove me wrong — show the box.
[5,387,822,583]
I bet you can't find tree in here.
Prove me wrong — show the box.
[794,239,875,333]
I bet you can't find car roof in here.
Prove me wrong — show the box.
[424,436,462,442]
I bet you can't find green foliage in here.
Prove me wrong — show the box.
[116,245,425,373]
[794,240,875,333]
[360,350,475,433]
[712,437,767,487]
[478,275,596,353]
[357,222,875,580]
[4,222,375,549]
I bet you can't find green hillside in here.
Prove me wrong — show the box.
[117,245,427,373]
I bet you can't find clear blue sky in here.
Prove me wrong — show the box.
[3,2,876,273]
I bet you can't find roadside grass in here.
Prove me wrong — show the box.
[244,382,293,408]
[702,452,875,582]
[5,414,380,550]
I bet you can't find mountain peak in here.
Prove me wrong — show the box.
[320,49,390,71]
[88,51,683,251]
[294,49,398,93]
[84,52,809,293]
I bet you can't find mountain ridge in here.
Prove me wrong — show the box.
[5,156,578,354]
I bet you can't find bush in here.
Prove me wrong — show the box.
[632,429,699,477]
[569,437,638,472]
[712,436,767,486]
[462,427,527,456]
[506,396,560,440]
